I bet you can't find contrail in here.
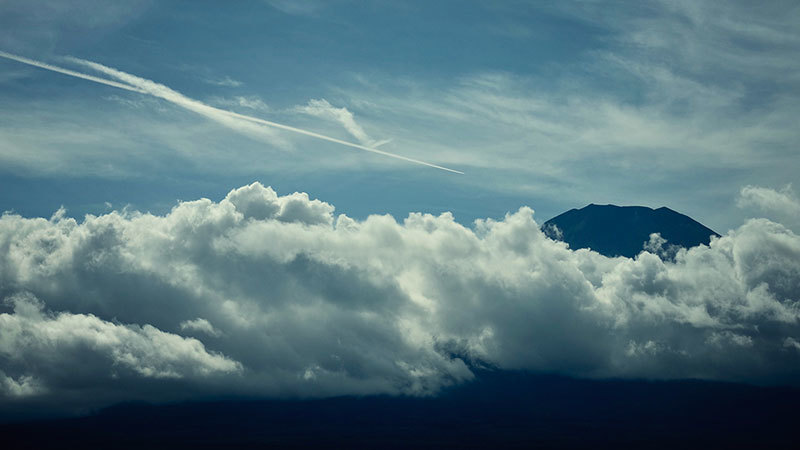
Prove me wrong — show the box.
[228,109,463,174]
[68,56,463,174]
[0,51,145,94]
[0,51,463,174]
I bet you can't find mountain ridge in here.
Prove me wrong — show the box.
[543,203,720,258]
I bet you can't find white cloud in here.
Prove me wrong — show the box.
[738,185,800,216]
[643,233,681,260]
[211,95,270,112]
[1,182,799,413]
[0,293,241,383]
[0,0,152,53]
[0,371,44,398]
[61,55,289,148]
[738,185,800,232]
[295,98,386,147]
[204,75,243,87]
[1,3,797,231]
[0,51,144,94]
[180,318,221,337]
[0,52,460,173]
[707,331,754,348]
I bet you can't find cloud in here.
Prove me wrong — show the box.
[0,371,43,398]
[204,75,243,87]
[738,185,800,231]
[0,51,461,173]
[0,293,240,385]
[61,55,289,148]
[1,182,799,414]
[0,51,144,94]
[180,318,221,337]
[643,232,681,260]
[738,184,800,216]
[785,337,800,351]
[212,95,270,112]
[0,0,151,52]
[314,1,800,228]
[1,3,797,228]
[296,98,387,148]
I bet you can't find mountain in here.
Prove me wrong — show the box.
[542,204,720,258]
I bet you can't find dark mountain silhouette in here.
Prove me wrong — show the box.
[543,204,720,258]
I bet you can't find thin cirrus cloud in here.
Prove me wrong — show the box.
[0,50,145,94]
[296,98,391,148]
[0,51,462,174]
[203,75,243,87]
[1,182,799,414]
[212,95,271,112]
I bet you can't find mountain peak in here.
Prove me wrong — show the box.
[543,204,719,258]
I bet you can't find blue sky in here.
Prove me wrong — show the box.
[2,0,798,232]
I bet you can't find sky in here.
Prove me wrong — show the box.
[1,0,800,417]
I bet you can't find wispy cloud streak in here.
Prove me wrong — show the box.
[0,51,462,174]
[296,98,384,147]
[0,50,144,93]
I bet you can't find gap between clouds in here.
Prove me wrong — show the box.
[1,182,799,414]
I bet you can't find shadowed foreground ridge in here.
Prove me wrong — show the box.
[1,372,797,449]
[543,204,720,258]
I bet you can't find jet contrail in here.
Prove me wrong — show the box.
[0,51,145,94]
[227,108,464,174]
[0,51,463,174]
[68,56,463,174]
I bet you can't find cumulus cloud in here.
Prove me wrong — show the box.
[737,184,800,232]
[0,293,240,394]
[784,337,800,351]
[642,232,681,261]
[739,184,800,214]
[1,182,800,413]
[180,318,222,337]
[0,371,43,398]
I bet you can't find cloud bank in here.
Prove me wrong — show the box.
[1,182,799,413]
